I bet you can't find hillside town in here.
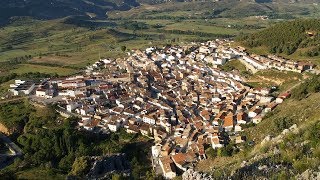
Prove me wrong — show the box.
[241,53,316,74]
[7,39,314,178]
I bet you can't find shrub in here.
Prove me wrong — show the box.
[70,157,90,176]
[206,147,217,159]
[293,160,308,173]
[273,117,293,133]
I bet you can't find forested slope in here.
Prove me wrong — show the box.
[238,19,320,57]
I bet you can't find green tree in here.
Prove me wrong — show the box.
[112,173,125,180]
[70,157,90,176]
[217,144,234,157]
[58,154,75,172]
[121,46,127,52]
[206,147,217,159]
[131,157,142,179]
[146,170,156,180]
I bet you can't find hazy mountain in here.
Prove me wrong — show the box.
[0,0,139,25]
[0,0,319,25]
[138,0,320,4]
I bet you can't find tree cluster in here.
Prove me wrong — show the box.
[238,19,320,56]
[121,21,149,31]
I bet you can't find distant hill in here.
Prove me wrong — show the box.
[237,19,320,57]
[1,0,319,26]
[138,0,320,4]
[109,0,320,21]
[0,0,139,25]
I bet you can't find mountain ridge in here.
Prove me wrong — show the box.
[0,0,140,25]
[1,0,319,20]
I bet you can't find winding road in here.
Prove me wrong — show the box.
[0,133,23,169]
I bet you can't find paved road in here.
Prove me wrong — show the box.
[152,156,162,175]
[238,58,258,74]
[0,133,23,169]
[0,134,22,156]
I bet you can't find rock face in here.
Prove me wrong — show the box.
[261,135,272,145]
[0,123,10,135]
[296,169,320,180]
[261,124,300,145]
[86,154,131,179]
[230,156,292,179]
[182,169,212,180]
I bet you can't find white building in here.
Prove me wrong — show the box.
[10,80,35,96]
[143,115,156,125]
[67,102,81,112]
[151,145,162,158]
[36,89,48,97]
[243,56,266,70]
[107,121,120,132]
[211,136,224,149]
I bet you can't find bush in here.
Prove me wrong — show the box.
[276,170,290,179]
[70,157,90,176]
[260,144,270,153]
[273,117,293,132]
[206,147,217,159]
[121,21,149,31]
[217,144,235,157]
[293,160,309,173]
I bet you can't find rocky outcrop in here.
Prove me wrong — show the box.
[182,169,212,180]
[261,124,299,145]
[0,123,10,135]
[230,156,292,179]
[86,154,131,179]
[296,169,320,180]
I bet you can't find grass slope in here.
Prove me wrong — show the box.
[246,70,303,91]
[10,64,78,76]
[15,167,66,180]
